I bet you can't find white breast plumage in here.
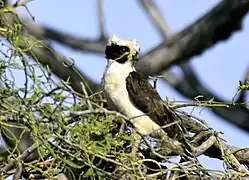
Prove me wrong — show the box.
[102,60,161,135]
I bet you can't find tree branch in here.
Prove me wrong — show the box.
[178,63,249,132]
[137,0,172,38]
[25,21,106,54]
[136,0,249,76]
[97,0,106,40]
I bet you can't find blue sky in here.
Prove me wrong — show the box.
[12,0,249,170]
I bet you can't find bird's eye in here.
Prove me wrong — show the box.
[119,46,129,53]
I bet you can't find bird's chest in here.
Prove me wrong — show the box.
[102,62,133,112]
[103,67,130,100]
[103,62,133,93]
[104,73,126,92]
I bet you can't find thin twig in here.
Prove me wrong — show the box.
[80,82,92,109]
[173,102,230,109]
[21,57,29,99]
[69,108,128,120]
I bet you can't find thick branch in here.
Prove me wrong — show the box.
[25,38,100,94]
[137,0,172,38]
[136,0,249,76]
[25,21,106,54]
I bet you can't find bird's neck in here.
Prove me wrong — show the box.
[104,60,135,79]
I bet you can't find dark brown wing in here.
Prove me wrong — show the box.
[126,71,179,138]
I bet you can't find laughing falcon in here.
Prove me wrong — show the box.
[102,35,178,138]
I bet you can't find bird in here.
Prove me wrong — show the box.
[102,35,179,138]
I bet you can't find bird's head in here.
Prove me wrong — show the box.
[105,35,140,63]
